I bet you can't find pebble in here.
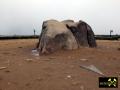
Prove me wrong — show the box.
[32,49,38,53]
[25,59,33,62]
[18,47,23,48]
[67,75,72,79]
[8,82,11,85]
[80,85,84,90]
[72,82,80,86]
[34,53,39,56]
[80,59,88,61]
[32,49,39,56]
[5,70,10,73]
[0,67,7,70]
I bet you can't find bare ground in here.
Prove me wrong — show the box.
[0,39,120,90]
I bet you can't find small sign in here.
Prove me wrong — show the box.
[99,77,118,88]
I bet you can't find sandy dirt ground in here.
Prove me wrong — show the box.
[0,39,120,90]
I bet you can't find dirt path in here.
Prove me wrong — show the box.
[0,39,120,90]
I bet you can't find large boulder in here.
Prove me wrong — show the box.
[37,19,78,54]
[37,19,97,54]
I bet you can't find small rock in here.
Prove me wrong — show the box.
[32,49,39,56]
[80,59,88,61]
[72,82,79,86]
[80,85,84,90]
[5,70,10,73]
[67,75,72,79]
[34,53,39,56]
[8,82,11,85]
[32,49,38,53]
[18,47,23,48]
[0,67,7,70]
[25,59,33,62]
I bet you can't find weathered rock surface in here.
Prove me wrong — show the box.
[37,19,97,54]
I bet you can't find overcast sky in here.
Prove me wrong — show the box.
[0,0,120,35]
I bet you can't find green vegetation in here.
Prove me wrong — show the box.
[0,35,39,40]
[0,35,120,40]
[95,35,120,40]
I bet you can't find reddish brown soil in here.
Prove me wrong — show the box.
[0,39,120,90]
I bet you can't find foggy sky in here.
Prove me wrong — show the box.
[0,0,120,35]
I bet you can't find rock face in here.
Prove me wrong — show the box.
[37,20,78,54]
[37,19,97,54]
[63,20,97,48]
